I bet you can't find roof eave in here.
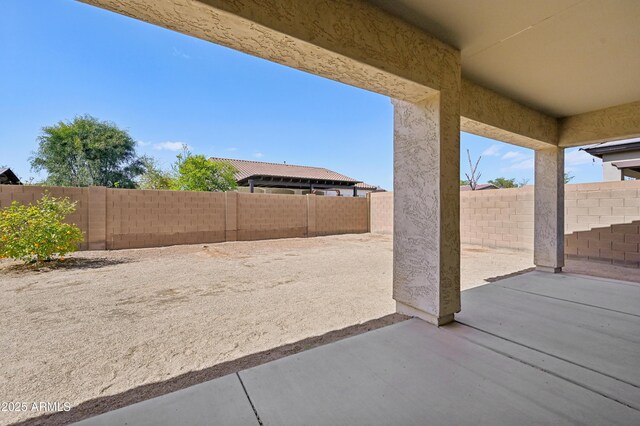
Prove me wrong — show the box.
[239,174,361,185]
[0,168,22,185]
[581,142,640,158]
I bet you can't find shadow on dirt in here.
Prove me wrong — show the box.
[2,257,132,275]
[14,313,408,426]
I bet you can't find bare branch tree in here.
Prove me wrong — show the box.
[464,149,482,190]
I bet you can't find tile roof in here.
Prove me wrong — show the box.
[355,182,380,190]
[209,157,361,184]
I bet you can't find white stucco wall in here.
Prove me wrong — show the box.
[602,150,640,181]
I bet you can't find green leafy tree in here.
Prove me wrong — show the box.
[138,157,174,190]
[172,146,237,192]
[31,115,145,188]
[488,177,519,188]
[460,179,470,186]
[0,193,84,263]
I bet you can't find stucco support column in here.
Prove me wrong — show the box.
[534,147,565,272]
[393,89,460,326]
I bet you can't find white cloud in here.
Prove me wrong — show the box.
[153,142,190,151]
[482,144,501,157]
[253,152,264,158]
[136,140,151,147]
[226,147,238,152]
[565,148,598,166]
[501,151,526,162]
[507,158,535,170]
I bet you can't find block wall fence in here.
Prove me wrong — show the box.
[370,180,640,267]
[0,186,368,250]
[4,182,640,266]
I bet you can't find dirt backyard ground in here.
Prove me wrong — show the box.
[2,233,635,425]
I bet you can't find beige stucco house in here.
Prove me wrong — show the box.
[210,157,384,197]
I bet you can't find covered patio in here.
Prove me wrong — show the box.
[65,0,640,423]
[77,271,640,425]
[79,0,640,324]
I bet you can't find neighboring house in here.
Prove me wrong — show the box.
[317,182,383,197]
[460,183,498,191]
[582,137,640,181]
[0,167,22,185]
[209,157,384,197]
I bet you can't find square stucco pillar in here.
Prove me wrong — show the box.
[393,90,460,326]
[534,147,564,272]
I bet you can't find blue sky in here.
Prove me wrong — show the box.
[0,0,601,189]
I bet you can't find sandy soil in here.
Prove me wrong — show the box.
[0,233,536,425]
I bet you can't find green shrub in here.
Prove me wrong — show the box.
[0,193,84,263]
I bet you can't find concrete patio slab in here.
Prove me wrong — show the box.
[446,322,640,411]
[457,276,640,387]
[491,270,640,316]
[74,374,258,426]
[239,318,639,426]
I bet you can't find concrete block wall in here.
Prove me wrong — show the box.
[307,195,317,237]
[564,221,640,267]
[563,181,640,266]
[371,187,535,250]
[225,192,238,241]
[370,181,640,266]
[369,192,393,234]
[460,186,534,250]
[564,181,640,234]
[0,186,370,250]
[106,189,226,249]
[315,196,369,236]
[6,182,640,263]
[237,193,307,241]
[88,186,107,250]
